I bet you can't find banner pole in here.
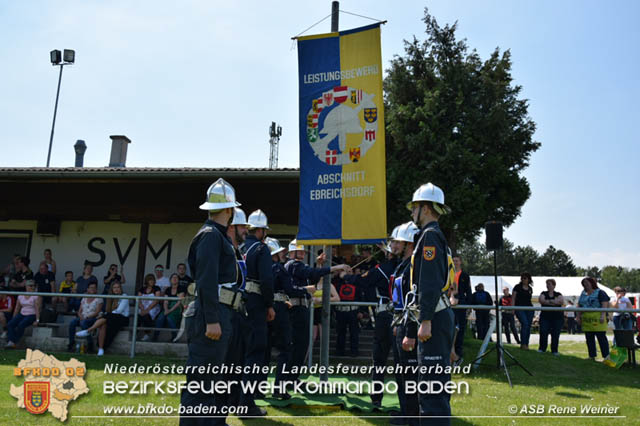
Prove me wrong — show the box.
[320,245,332,381]
[319,1,339,383]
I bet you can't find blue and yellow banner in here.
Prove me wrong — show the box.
[297,23,387,245]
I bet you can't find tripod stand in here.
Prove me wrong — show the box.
[472,250,532,387]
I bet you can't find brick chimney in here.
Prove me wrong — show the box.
[108,135,131,167]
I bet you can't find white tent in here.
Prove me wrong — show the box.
[469,276,616,303]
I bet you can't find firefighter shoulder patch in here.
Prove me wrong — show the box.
[423,246,436,261]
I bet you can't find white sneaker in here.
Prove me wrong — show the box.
[141,334,151,342]
[0,331,7,339]
[5,341,15,348]
[97,348,104,356]
[75,329,90,337]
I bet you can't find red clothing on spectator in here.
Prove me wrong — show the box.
[0,296,14,312]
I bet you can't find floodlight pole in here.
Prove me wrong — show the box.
[494,250,502,369]
[319,0,340,382]
[46,64,65,167]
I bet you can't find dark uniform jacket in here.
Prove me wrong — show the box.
[244,234,274,308]
[284,259,330,295]
[413,221,448,322]
[187,220,237,324]
[344,257,398,302]
[273,262,307,298]
[394,257,419,339]
[471,290,493,306]
[454,271,472,304]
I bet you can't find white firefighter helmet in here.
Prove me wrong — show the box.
[248,209,269,229]
[288,239,305,252]
[199,178,241,211]
[381,225,401,253]
[390,225,401,240]
[406,182,451,215]
[393,221,420,243]
[265,237,285,256]
[231,207,250,226]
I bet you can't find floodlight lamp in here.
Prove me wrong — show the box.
[50,50,61,65]
[63,49,75,64]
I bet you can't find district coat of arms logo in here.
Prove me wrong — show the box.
[306,85,379,166]
[423,246,436,261]
[24,382,50,415]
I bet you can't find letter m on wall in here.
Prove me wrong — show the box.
[147,239,172,269]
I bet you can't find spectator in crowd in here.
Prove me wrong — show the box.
[451,255,473,360]
[158,273,184,340]
[0,293,16,338]
[42,249,57,276]
[138,273,162,341]
[577,277,610,361]
[512,272,534,350]
[67,282,103,352]
[103,264,125,295]
[9,256,33,291]
[565,300,577,334]
[71,264,98,312]
[611,286,633,346]
[500,286,520,344]
[34,262,56,305]
[176,263,192,291]
[5,280,41,348]
[153,264,170,291]
[53,271,76,313]
[471,283,493,340]
[76,281,129,356]
[2,254,21,285]
[538,279,564,355]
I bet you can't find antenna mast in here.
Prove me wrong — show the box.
[268,121,282,169]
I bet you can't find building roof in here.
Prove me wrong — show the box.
[0,167,301,225]
[0,167,299,180]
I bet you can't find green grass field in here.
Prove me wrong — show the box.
[0,337,638,425]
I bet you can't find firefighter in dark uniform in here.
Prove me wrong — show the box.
[221,207,250,409]
[238,209,274,416]
[265,237,310,399]
[334,271,361,357]
[391,222,420,426]
[404,183,455,426]
[285,240,349,384]
[180,178,241,426]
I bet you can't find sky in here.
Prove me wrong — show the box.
[1,0,639,269]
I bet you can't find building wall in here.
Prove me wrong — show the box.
[1,220,201,295]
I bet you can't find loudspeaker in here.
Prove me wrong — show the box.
[485,221,503,251]
[37,219,61,236]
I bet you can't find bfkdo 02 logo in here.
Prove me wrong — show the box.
[25,382,50,414]
[306,85,378,166]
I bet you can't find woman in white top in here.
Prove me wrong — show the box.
[43,248,57,275]
[611,286,633,346]
[77,281,129,356]
[137,273,162,341]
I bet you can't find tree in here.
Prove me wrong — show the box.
[576,266,601,280]
[538,246,578,276]
[600,266,640,292]
[457,238,581,277]
[384,9,540,249]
